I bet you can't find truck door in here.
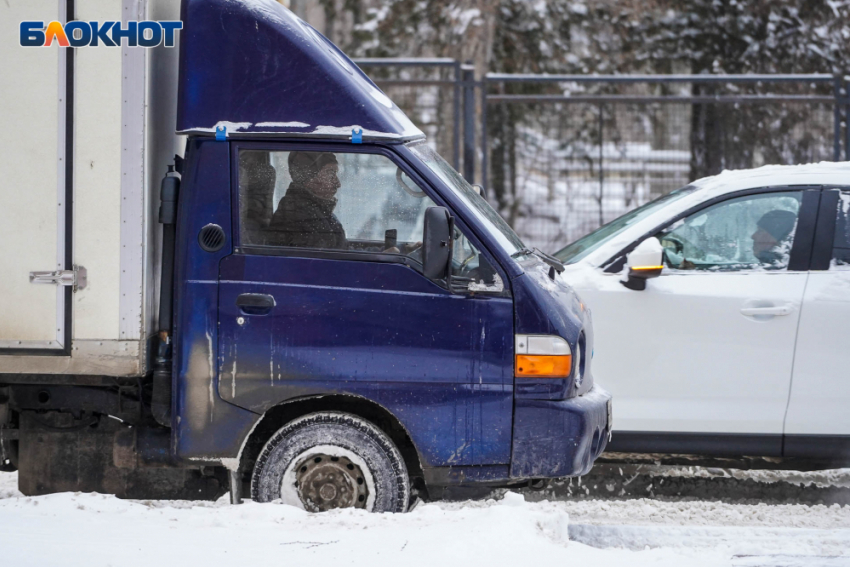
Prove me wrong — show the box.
[0,2,73,353]
[784,188,850,458]
[217,143,514,467]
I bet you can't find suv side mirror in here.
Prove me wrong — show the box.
[423,207,452,280]
[622,237,664,291]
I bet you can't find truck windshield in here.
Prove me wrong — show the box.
[554,186,698,265]
[407,142,526,256]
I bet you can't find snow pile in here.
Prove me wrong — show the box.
[569,524,850,556]
[0,470,19,500]
[0,473,723,567]
[557,497,850,529]
[1,471,847,565]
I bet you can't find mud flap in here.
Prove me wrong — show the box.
[17,412,227,500]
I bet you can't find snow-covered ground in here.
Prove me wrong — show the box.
[2,469,848,566]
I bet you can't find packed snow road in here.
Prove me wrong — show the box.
[1,467,848,567]
[531,462,850,506]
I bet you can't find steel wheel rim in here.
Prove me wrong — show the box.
[286,450,371,512]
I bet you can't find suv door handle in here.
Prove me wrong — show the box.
[740,304,793,317]
[236,293,276,315]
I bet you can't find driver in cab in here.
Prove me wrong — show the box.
[270,152,347,250]
[665,208,796,270]
[269,151,420,255]
[751,209,796,265]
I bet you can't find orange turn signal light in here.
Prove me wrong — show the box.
[630,265,664,271]
[515,354,572,378]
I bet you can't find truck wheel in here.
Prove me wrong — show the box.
[251,411,409,513]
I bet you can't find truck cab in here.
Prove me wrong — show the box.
[0,0,610,512]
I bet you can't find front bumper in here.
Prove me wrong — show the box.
[510,385,611,479]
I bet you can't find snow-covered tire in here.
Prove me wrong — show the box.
[251,411,409,513]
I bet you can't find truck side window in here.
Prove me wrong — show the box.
[239,151,277,245]
[238,150,437,262]
[655,191,802,272]
[833,191,850,268]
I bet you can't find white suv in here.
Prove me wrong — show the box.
[554,163,850,462]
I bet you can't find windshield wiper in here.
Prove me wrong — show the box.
[511,247,565,276]
[533,248,565,274]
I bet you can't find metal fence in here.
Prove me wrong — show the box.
[355,60,849,252]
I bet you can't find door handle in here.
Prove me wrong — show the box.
[236,293,276,315]
[740,304,793,317]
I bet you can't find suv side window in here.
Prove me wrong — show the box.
[655,191,803,272]
[237,148,503,291]
[833,191,850,268]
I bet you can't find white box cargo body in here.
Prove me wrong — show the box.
[0,0,182,376]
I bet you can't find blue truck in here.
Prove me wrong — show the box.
[0,0,610,512]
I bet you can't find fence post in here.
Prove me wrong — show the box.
[845,75,849,161]
[835,75,842,162]
[598,103,604,228]
[463,63,476,183]
[481,74,488,194]
[453,61,462,170]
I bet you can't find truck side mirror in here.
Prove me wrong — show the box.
[423,207,452,280]
[622,237,664,291]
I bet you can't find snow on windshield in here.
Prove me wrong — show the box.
[555,187,697,265]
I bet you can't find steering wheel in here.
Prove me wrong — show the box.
[661,235,685,255]
[396,168,426,197]
[406,242,423,263]
[456,250,477,275]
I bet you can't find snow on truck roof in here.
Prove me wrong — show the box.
[177,0,424,141]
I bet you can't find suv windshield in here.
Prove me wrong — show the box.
[407,142,526,256]
[554,186,698,264]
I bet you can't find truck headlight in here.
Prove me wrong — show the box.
[514,334,572,378]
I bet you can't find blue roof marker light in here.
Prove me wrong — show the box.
[177,0,424,142]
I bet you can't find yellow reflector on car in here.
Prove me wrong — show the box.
[515,354,572,378]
